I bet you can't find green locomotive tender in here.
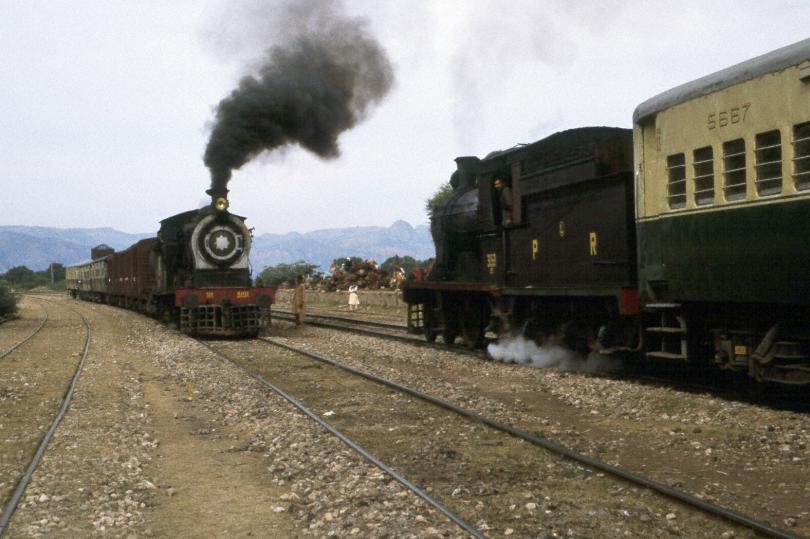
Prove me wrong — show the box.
[404,38,810,385]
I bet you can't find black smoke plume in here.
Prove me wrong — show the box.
[204,0,395,198]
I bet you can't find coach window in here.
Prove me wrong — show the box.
[792,122,810,190]
[693,146,714,205]
[666,153,686,209]
[722,139,747,201]
[755,130,782,196]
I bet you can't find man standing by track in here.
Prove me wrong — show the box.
[292,275,306,326]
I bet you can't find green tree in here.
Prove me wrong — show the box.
[3,265,36,285]
[0,283,16,317]
[381,255,426,275]
[258,261,317,287]
[46,262,66,284]
[1,264,64,290]
[424,181,454,219]
[330,257,364,273]
[2,266,47,289]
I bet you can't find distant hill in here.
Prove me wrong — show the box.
[0,221,434,273]
[251,220,434,272]
[0,226,152,271]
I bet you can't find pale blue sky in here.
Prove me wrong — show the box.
[2,0,809,234]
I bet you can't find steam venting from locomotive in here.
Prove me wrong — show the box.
[487,336,622,374]
[203,0,395,200]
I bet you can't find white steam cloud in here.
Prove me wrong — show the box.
[487,335,622,374]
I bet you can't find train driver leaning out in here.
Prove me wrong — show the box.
[493,176,513,227]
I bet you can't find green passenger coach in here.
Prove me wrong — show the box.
[633,38,810,384]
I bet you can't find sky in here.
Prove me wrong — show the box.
[2,0,809,235]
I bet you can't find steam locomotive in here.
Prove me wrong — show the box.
[65,194,275,336]
[403,38,810,385]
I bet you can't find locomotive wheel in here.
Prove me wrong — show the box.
[461,323,482,348]
[461,301,484,348]
[442,309,459,345]
[562,320,595,356]
[423,308,438,342]
[424,325,438,343]
[442,325,457,345]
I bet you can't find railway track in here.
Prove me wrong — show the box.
[0,297,92,536]
[197,338,485,538]
[0,301,49,360]
[272,309,492,360]
[273,308,409,332]
[274,310,810,413]
[203,334,801,538]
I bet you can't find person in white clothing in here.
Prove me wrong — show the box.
[348,285,360,311]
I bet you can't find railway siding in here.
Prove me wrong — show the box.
[3,297,460,537]
[0,297,86,522]
[3,295,808,537]
[0,301,44,355]
[215,335,748,537]
[267,318,810,536]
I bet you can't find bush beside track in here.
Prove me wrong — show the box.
[0,284,17,319]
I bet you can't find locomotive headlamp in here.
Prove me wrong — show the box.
[214,197,229,212]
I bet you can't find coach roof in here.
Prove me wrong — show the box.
[633,38,810,123]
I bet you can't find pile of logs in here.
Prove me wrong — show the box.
[307,259,403,291]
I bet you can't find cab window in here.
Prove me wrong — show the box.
[722,139,746,201]
[692,146,714,205]
[793,122,810,190]
[666,153,686,209]
[755,130,782,196]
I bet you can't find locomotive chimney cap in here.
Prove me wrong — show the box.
[206,187,229,198]
[213,197,229,212]
[205,188,229,212]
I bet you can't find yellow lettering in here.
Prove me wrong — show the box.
[486,252,497,275]
[589,232,598,256]
[206,292,214,299]
[237,291,250,299]
[558,221,566,238]
[531,239,539,261]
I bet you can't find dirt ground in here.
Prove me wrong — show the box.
[268,303,810,537]
[215,335,744,538]
[2,294,808,538]
[2,295,296,537]
[2,295,460,538]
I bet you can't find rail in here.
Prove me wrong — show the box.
[197,339,487,539]
[0,298,92,537]
[260,337,803,539]
[0,301,49,360]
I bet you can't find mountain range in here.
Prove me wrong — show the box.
[0,221,434,274]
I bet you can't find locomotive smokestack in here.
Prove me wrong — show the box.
[205,187,228,199]
[205,187,229,212]
[203,0,395,197]
[454,156,479,190]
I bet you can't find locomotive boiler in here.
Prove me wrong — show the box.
[404,37,810,385]
[66,194,275,336]
[404,127,638,353]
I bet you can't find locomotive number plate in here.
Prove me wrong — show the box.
[486,252,497,274]
[707,102,751,129]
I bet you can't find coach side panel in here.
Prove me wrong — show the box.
[635,62,810,305]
